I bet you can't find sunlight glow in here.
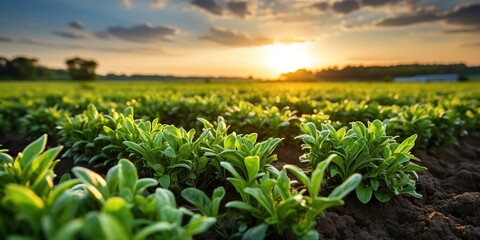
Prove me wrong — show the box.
[264,43,316,74]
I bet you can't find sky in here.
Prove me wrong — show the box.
[1,0,480,78]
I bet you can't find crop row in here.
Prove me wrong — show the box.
[1,91,479,152]
[1,113,425,239]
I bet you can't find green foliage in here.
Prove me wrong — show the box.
[225,101,298,140]
[58,104,111,165]
[0,134,61,199]
[297,120,427,204]
[181,186,225,218]
[227,156,361,239]
[119,122,200,191]
[96,113,208,191]
[0,135,215,240]
[387,104,471,152]
[4,82,480,239]
[18,106,68,142]
[1,82,479,154]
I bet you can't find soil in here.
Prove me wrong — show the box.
[316,137,480,240]
[1,134,479,239]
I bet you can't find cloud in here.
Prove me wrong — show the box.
[120,0,168,9]
[0,35,168,54]
[311,2,329,12]
[53,21,90,39]
[53,31,89,39]
[310,0,418,15]
[191,0,223,15]
[226,1,250,18]
[443,27,480,34]
[151,0,168,8]
[68,21,84,30]
[199,26,273,47]
[361,0,403,7]
[331,0,361,14]
[97,23,179,43]
[278,38,310,44]
[0,36,52,46]
[375,3,480,31]
[120,0,132,8]
[443,4,480,27]
[376,10,439,26]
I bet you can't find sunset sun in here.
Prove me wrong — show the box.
[264,43,315,74]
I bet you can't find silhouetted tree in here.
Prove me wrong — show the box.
[280,69,316,81]
[65,57,98,80]
[8,57,38,80]
[310,63,480,81]
[36,66,55,80]
[0,57,8,79]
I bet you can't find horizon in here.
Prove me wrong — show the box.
[1,0,480,78]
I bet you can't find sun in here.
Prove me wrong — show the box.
[264,43,315,74]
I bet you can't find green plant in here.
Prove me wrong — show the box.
[226,155,361,239]
[297,120,427,204]
[225,101,298,140]
[58,104,113,165]
[18,106,68,142]
[0,134,62,199]
[97,113,210,191]
[121,123,203,191]
[0,135,216,240]
[181,186,225,218]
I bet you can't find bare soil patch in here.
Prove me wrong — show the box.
[317,137,480,240]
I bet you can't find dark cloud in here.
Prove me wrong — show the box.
[444,27,480,34]
[375,3,480,31]
[97,23,178,43]
[311,2,329,12]
[53,31,88,39]
[0,36,14,42]
[331,0,361,14]
[191,0,223,15]
[226,1,250,18]
[376,10,439,26]
[68,21,84,30]
[310,0,417,15]
[199,27,273,47]
[443,4,480,27]
[0,36,51,46]
[361,0,402,7]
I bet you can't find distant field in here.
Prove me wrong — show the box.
[1,80,478,143]
[467,74,480,81]
[2,80,480,96]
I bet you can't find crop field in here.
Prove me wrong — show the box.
[1,81,479,239]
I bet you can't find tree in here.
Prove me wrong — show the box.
[280,69,316,81]
[8,57,38,80]
[65,57,98,80]
[0,57,8,79]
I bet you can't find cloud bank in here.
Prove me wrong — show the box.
[200,27,273,47]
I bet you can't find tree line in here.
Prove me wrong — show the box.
[281,64,480,81]
[0,56,98,81]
